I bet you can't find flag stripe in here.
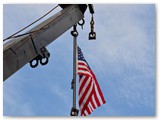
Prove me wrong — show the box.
[88,104,92,113]
[92,72,106,104]
[78,60,89,67]
[77,70,93,77]
[78,65,89,71]
[90,69,106,104]
[80,82,97,113]
[94,81,104,105]
[84,110,89,116]
[79,76,86,89]
[93,88,101,107]
[92,94,98,108]
[79,76,91,100]
[78,76,90,96]
[80,81,93,110]
[78,67,90,73]
[89,102,94,111]
[90,96,96,110]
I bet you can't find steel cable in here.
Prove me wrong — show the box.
[3,5,59,41]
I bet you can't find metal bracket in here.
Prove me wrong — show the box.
[29,46,50,68]
[70,107,79,116]
[88,4,94,14]
[89,31,96,40]
[71,79,74,89]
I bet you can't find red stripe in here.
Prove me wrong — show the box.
[78,62,89,69]
[90,70,106,104]
[78,61,87,64]
[90,96,96,110]
[78,67,90,73]
[81,105,91,116]
[77,72,92,78]
[78,62,89,67]
[80,84,94,114]
[86,107,91,115]
[79,75,106,115]
[79,72,106,115]
[93,89,101,107]
[80,80,106,115]
[78,67,91,74]
[79,77,92,106]
[78,76,89,95]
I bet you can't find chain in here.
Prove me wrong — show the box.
[89,14,96,40]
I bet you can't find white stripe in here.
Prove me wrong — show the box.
[78,60,88,66]
[92,95,98,108]
[80,80,93,110]
[89,102,94,111]
[78,65,90,71]
[79,76,86,89]
[93,79,103,105]
[84,110,89,116]
[77,70,93,77]
[88,104,92,113]
[79,77,91,100]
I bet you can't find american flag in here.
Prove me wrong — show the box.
[77,46,106,116]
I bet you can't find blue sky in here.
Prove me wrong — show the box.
[3,4,155,116]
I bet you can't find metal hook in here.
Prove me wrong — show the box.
[78,18,85,29]
[78,18,85,26]
[89,14,96,40]
[71,24,78,37]
[89,31,96,40]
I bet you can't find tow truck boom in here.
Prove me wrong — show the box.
[3,4,87,81]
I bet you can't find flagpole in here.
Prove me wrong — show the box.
[70,24,79,116]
